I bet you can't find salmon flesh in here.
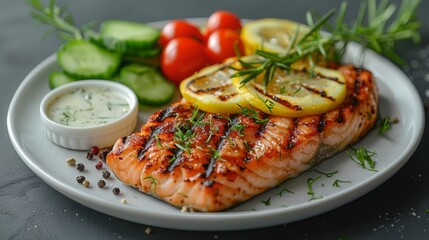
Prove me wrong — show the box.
[106,65,378,212]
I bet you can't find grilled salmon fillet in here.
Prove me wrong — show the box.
[106,64,378,212]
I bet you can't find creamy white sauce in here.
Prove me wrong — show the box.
[47,87,130,127]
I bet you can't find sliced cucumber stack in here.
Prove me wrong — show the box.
[120,64,175,106]
[57,40,121,79]
[50,19,174,107]
[99,20,160,53]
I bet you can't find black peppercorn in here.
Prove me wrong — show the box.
[86,152,94,160]
[102,170,111,179]
[76,175,85,184]
[112,187,120,195]
[98,149,110,162]
[97,180,106,188]
[76,163,85,171]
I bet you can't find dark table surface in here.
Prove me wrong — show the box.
[2,0,429,239]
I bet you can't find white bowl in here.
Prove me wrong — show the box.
[40,80,138,150]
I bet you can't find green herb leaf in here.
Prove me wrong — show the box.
[307,176,323,201]
[332,179,352,188]
[378,116,399,134]
[346,145,378,171]
[261,197,271,206]
[237,104,268,124]
[143,176,157,193]
[314,169,338,177]
[236,0,421,90]
[28,0,91,41]
[276,187,294,197]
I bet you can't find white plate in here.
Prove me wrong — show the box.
[7,19,425,231]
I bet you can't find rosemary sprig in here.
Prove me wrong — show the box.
[234,0,421,90]
[28,0,96,41]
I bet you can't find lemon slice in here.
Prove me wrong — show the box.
[232,65,347,117]
[179,58,250,114]
[241,18,309,55]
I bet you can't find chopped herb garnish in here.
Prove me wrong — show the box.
[307,176,323,201]
[243,140,253,151]
[237,104,268,124]
[293,86,302,95]
[261,197,271,206]
[255,93,275,113]
[230,122,246,136]
[174,124,196,154]
[277,187,294,197]
[347,146,377,172]
[314,169,338,177]
[208,147,223,161]
[154,134,163,149]
[168,155,177,164]
[61,110,76,124]
[378,116,399,134]
[332,179,351,188]
[143,176,157,193]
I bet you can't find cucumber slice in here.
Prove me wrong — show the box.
[120,64,175,106]
[57,40,121,79]
[100,20,160,52]
[49,71,76,89]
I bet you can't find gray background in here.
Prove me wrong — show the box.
[1,0,429,239]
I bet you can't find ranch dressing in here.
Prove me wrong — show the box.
[47,87,130,127]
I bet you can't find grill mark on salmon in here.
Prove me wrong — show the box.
[106,64,378,212]
[254,86,303,111]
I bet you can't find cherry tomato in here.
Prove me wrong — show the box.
[206,29,245,64]
[159,20,205,48]
[161,37,210,84]
[206,11,241,36]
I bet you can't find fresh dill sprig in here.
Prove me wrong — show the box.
[276,187,294,197]
[174,125,195,154]
[230,122,246,136]
[378,116,399,134]
[261,197,271,206]
[237,104,269,124]
[143,176,157,193]
[233,0,421,90]
[332,179,352,188]
[307,176,323,201]
[347,145,378,171]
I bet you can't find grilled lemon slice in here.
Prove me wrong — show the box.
[241,18,309,55]
[232,65,347,117]
[179,58,250,114]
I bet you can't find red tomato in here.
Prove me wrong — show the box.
[206,29,245,64]
[161,37,210,84]
[205,11,241,36]
[159,20,205,47]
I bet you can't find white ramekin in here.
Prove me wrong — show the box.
[40,80,138,150]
